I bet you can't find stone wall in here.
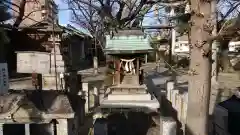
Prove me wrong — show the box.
[166,81,188,126]
[82,82,100,113]
[165,81,233,135]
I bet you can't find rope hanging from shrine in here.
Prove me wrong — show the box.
[120,58,136,74]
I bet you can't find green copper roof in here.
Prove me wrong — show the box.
[105,34,153,54]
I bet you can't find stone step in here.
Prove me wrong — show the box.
[111,88,146,94]
[100,99,160,113]
[121,75,139,85]
[107,94,152,101]
[111,87,146,91]
[111,90,147,94]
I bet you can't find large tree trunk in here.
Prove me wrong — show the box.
[186,1,212,135]
[211,0,218,83]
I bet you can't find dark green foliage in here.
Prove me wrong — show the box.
[0,28,9,45]
[171,13,191,35]
[176,22,190,35]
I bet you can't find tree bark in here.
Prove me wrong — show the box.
[211,0,219,83]
[186,1,212,135]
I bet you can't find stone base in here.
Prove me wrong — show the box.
[160,117,176,135]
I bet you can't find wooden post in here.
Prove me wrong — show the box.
[115,57,121,85]
[136,57,140,85]
[112,56,115,85]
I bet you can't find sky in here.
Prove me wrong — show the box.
[55,0,156,26]
[55,0,71,25]
[55,0,240,29]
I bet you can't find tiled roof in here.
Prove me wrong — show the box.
[105,29,153,54]
[67,24,93,38]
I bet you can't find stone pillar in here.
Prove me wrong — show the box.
[181,92,188,134]
[56,119,68,135]
[114,59,121,85]
[160,117,176,135]
[25,124,30,135]
[170,8,176,56]
[93,57,98,74]
[182,92,188,122]
[82,82,89,113]
[176,94,182,120]
[0,124,3,135]
[145,54,148,64]
[171,29,176,56]
[166,81,174,101]
[171,90,179,110]
[93,87,99,106]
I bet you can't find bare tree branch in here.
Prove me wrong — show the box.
[13,0,26,27]
[221,0,240,20]
[1,0,20,9]
[157,0,187,7]
[1,0,27,27]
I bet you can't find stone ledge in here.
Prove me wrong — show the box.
[0,91,84,123]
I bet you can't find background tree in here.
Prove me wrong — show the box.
[148,31,170,62]
[0,3,11,23]
[66,0,185,31]
[0,3,11,62]
[217,0,240,73]
[174,0,240,73]
[0,0,27,27]
[0,0,28,63]
[68,0,106,49]
[172,0,240,135]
